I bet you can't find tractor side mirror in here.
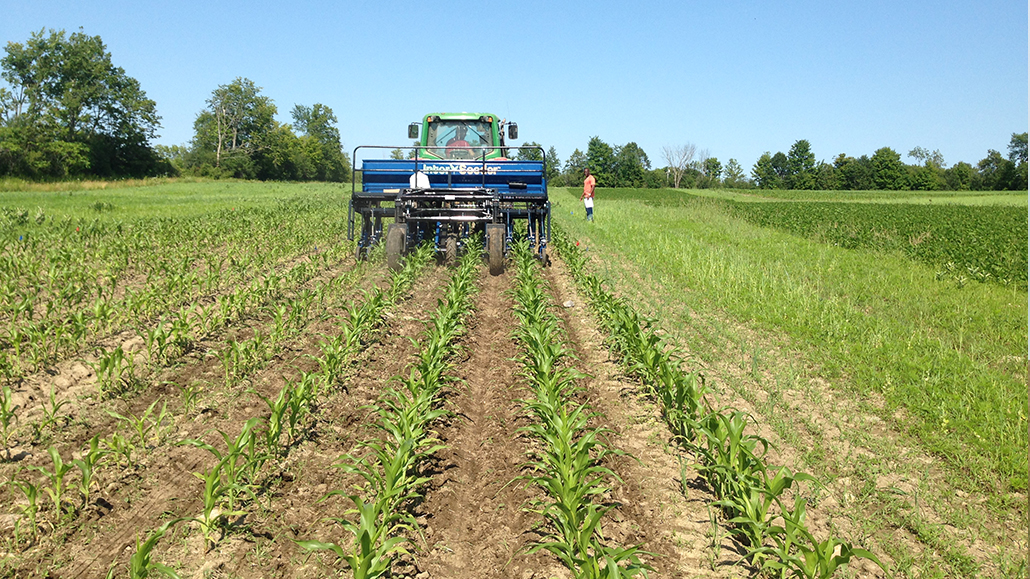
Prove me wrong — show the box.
[507,122,518,140]
[408,123,419,139]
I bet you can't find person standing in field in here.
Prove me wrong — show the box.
[582,168,596,222]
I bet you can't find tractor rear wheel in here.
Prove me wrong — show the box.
[386,223,407,272]
[444,234,458,265]
[486,224,505,276]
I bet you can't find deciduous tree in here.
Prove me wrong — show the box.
[1008,132,1027,190]
[871,147,907,190]
[562,148,587,185]
[196,77,275,168]
[291,103,349,181]
[0,28,163,178]
[614,142,649,187]
[661,143,696,188]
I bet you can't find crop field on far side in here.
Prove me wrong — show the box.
[0,181,1025,579]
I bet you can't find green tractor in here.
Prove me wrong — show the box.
[408,112,517,160]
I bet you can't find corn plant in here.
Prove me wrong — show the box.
[144,321,173,366]
[748,496,887,579]
[178,417,265,511]
[219,333,270,388]
[285,373,321,444]
[91,345,140,397]
[192,459,250,552]
[33,386,69,441]
[103,431,137,469]
[0,385,19,460]
[35,446,74,518]
[313,333,350,388]
[3,476,40,542]
[106,518,188,579]
[695,410,770,504]
[180,382,203,415]
[106,399,173,456]
[72,435,108,508]
[252,385,290,458]
[298,493,417,579]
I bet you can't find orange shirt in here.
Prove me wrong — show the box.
[583,175,596,198]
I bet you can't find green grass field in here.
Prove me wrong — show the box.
[0,179,349,221]
[555,186,1028,492]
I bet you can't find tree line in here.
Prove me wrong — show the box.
[533,134,1028,192]
[0,28,1024,190]
[0,29,349,181]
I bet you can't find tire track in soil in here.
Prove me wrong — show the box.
[544,258,746,578]
[414,269,562,579]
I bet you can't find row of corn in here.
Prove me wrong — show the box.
[509,239,651,579]
[551,227,886,579]
[300,238,482,579]
[1,201,351,381]
[96,246,436,578]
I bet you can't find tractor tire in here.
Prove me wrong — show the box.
[386,223,407,272]
[444,234,458,266]
[486,224,505,276]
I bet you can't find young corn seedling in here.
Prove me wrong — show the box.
[35,446,75,518]
[0,385,19,460]
[72,435,108,508]
[106,518,188,579]
[169,306,195,356]
[90,345,140,397]
[106,399,172,456]
[102,431,137,469]
[252,385,290,458]
[178,417,266,511]
[298,493,417,579]
[192,459,251,552]
[3,476,40,542]
[33,386,69,441]
[180,382,203,415]
[695,410,770,504]
[145,320,173,366]
[337,438,437,514]
[748,496,887,579]
[313,333,350,388]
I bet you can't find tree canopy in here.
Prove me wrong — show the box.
[184,78,349,181]
[0,28,167,178]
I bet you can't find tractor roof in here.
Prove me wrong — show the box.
[422,112,499,122]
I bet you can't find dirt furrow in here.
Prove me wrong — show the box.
[414,269,560,579]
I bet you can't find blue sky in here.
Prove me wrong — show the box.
[3,0,1027,172]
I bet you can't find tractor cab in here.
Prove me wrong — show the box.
[408,113,518,160]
